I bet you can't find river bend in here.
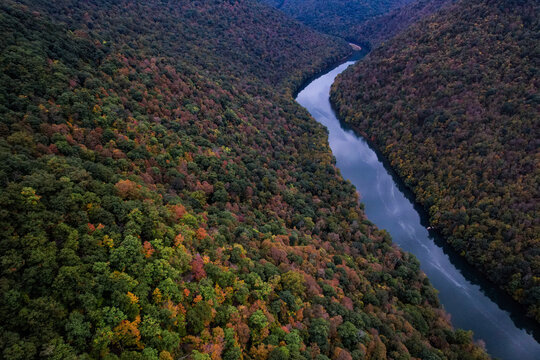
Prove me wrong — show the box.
[295,59,540,360]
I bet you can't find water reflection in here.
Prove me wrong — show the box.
[296,59,540,360]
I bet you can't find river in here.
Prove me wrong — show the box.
[295,57,540,360]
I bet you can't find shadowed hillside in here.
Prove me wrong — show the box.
[259,0,449,47]
[333,0,540,322]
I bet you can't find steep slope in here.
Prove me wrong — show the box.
[18,0,350,90]
[0,0,489,359]
[332,0,539,321]
[260,0,412,43]
[260,0,454,48]
[259,0,451,47]
[353,0,453,47]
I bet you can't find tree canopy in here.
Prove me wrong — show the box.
[0,0,490,359]
[332,0,539,322]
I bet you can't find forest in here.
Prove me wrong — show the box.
[260,0,410,44]
[0,0,492,359]
[351,0,452,47]
[332,0,539,322]
[259,0,450,48]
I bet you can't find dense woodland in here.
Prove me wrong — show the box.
[333,0,539,322]
[259,0,449,48]
[0,0,492,359]
[260,0,410,43]
[352,0,452,47]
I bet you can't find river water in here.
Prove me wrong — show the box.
[295,59,540,360]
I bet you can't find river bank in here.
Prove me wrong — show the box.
[295,58,540,360]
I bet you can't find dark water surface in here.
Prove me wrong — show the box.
[296,59,540,360]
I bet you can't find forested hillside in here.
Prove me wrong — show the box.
[332,0,539,321]
[259,0,412,43]
[353,0,452,47]
[259,0,448,47]
[0,0,490,359]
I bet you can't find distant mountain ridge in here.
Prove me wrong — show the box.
[259,0,452,47]
[259,0,413,42]
[353,0,453,47]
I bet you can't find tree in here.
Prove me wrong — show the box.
[309,319,330,352]
[338,322,359,350]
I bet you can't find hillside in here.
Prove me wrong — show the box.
[0,0,490,359]
[353,0,452,47]
[259,0,412,44]
[332,0,539,321]
[259,0,450,47]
